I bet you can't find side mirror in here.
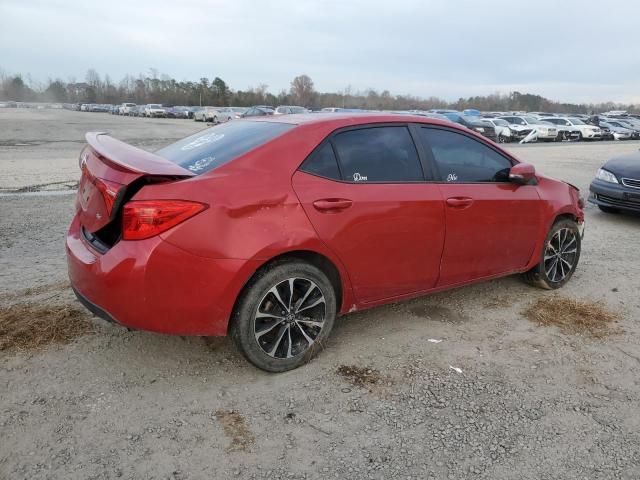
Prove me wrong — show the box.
[509,162,536,185]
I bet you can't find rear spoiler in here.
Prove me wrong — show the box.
[85,132,195,177]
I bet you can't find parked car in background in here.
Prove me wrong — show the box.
[274,106,310,115]
[561,117,602,140]
[241,106,275,117]
[441,112,498,142]
[481,118,513,143]
[230,107,248,118]
[193,106,220,122]
[600,121,635,140]
[589,151,640,213]
[210,107,243,122]
[144,104,167,118]
[499,115,558,142]
[539,117,582,141]
[166,106,191,119]
[118,103,137,115]
[612,119,640,138]
[66,113,584,372]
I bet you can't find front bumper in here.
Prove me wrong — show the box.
[582,130,602,139]
[66,215,258,336]
[588,179,640,212]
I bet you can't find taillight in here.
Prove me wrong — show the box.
[79,150,123,217]
[95,178,123,217]
[122,200,207,241]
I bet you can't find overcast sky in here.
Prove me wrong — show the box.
[1,0,639,104]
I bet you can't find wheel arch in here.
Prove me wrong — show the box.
[227,249,350,334]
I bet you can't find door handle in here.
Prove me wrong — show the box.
[446,197,474,209]
[312,198,353,212]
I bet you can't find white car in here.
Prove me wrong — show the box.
[499,115,558,141]
[481,118,512,143]
[144,104,167,118]
[211,107,247,122]
[539,117,582,141]
[193,107,220,122]
[559,117,601,140]
[118,103,137,115]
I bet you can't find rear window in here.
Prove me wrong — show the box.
[156,120,293,174]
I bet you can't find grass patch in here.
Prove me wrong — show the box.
[0,302,94,352]
[523,297,620,338]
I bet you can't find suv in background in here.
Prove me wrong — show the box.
[144,104,167,118]
[118,103,137,116]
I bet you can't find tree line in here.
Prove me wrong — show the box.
[0,68,637,114]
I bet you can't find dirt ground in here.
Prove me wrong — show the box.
[1,109,640,479]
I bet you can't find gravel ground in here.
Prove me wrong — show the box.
[1,109,640,479]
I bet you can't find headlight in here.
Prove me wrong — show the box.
[475,127,485,132]
[596,168,619,184]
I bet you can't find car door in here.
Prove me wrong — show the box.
[417,126,543,287]
[292,125,446,304]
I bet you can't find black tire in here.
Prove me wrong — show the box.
[522,218,581,290]
[598,205,620,214]
[230,261,337,372]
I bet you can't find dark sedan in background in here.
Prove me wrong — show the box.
[589,152,640,214]
[441,112,498,142]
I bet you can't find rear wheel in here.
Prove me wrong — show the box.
[523,218,581,290]
[598,205,620,214]
[230,261,337,372]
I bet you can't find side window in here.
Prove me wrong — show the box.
[333,126,423,182]
[300,143,341,180]
[420,128,513,183]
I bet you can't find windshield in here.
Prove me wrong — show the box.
[156,120,294,175]
[523,116,539,124]
[148,104,162,108]
[491,119,508,126]
[568,118,585,125]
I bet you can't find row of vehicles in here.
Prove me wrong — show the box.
[408,109,640,143]
[81,103,311,122]
[77,103,640,143]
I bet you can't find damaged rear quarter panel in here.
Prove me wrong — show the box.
[141,125,356,312]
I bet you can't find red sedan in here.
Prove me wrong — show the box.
[67,114,585,372]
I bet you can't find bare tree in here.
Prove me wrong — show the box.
[290,75,314,107]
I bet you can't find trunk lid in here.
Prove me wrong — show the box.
[76,132,194,233]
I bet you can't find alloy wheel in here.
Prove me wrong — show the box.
[543,228,578,283]
[254,277,326,359]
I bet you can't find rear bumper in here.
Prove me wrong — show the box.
[66,215,259,336]
[588,179,640,212]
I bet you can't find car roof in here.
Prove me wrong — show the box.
[244,112,475,133]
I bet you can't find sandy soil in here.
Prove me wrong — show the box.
[1,109,640,479]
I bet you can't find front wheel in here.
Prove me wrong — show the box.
[523,218,581,290]
[230,261,337,372]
